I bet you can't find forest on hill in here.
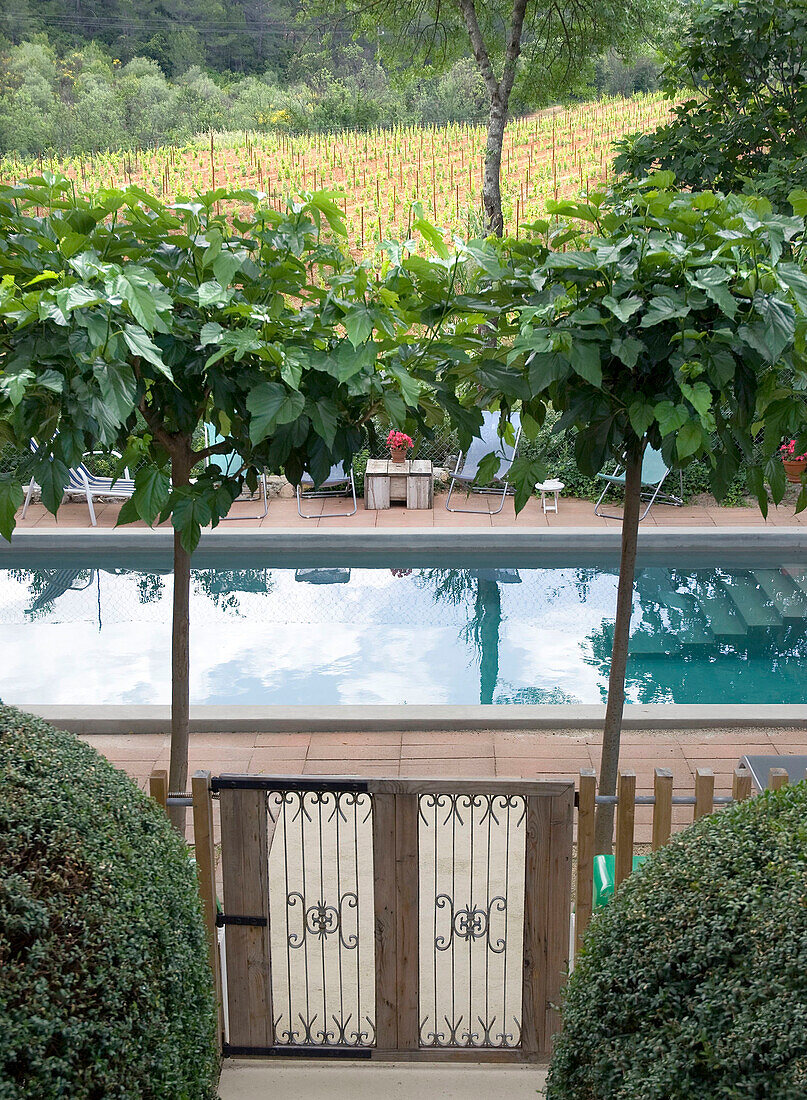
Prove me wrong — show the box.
[0,1,664,154]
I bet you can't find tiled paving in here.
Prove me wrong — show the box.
[81,726,807,845]
[14,492,807,528]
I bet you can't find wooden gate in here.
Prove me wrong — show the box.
[202,774,572,1061]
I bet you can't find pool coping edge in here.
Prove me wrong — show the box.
[25,704,807,735]
[5,525,807,555]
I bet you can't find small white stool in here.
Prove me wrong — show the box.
[536,478,564,513]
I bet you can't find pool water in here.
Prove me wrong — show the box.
[1,560,806,706]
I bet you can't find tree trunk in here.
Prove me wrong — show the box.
[593,449,644,855]
[456,0,526,238]
[483,95,507,236]
[168,449,193,835]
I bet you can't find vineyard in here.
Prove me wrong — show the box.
[0,93,670,252]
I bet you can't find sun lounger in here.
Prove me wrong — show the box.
[21,441,135,527]
[204,424,268,519]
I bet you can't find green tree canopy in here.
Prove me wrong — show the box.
[450,175,807,845]
[0,175,477,826]
[614,0,807,207]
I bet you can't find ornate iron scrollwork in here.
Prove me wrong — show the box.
[435,895,507,953]
[287,891,359,949]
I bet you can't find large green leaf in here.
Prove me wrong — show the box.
[308,397,339,448]
[35,456,70,514]
[0,368,34,408]
[112,271,159,331]
[676,420,703,459]
[570,341,602,387]
[640,295,691,329]
[170,492,213,554]
[94,362,137,425]
[778,263,807,315]
[131,465,170,524]
[602,294,642,322]
[0,477,22,541]
[344,307,375,348]
[628,399,655,437]
[654,401,690,436]
[611,336,645,369]
[680,381,713,419]
[247,382,305,445]
[688,268,737,318]
[122,326,173,380]
[753,293,796,362]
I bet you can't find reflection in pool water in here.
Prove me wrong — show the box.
[2,562,806,706]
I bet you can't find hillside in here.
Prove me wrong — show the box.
[2,94,669,250]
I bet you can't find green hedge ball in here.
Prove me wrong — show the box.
[0,707,219,1099]
[548,782,807,1099]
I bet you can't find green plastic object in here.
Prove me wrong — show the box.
[592,854,648,907]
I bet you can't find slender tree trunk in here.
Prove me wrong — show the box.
[483,96,507,236]
[593,449,644,855]
[457,0,527,238]
[168,448,193,835]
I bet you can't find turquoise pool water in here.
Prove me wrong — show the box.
[1,557,806,705]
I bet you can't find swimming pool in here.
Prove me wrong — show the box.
[2,553,806,706]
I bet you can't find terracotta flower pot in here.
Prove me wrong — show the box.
[783,458,807,483]
[390,447,407,464]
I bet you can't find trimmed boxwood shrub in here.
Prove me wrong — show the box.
[548,783,807,1099]
[0,706,219,1099]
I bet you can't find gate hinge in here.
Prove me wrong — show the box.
[216,913,268,927]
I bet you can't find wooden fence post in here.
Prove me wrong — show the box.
[192,770,223,1043]
[694,768,715,820]
[732,767,752,802]
[395,793,420,1051]
[219,787,273,1051]
[149,769,168,814]
[614,771,636,889]
[768,767,788,791]
[575,769,596,954]
[651,768,673,851]
[372,792,397,1052]
[373,791,419,1053]
[522,784,574,1057]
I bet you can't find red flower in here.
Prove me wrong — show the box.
[387,430,413,450]
[780,439,807,461]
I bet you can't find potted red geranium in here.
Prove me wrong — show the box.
[780,439,807,482]
[387,429,413,464]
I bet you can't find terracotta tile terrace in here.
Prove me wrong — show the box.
[14,492,807,529]
[82,726,807,846]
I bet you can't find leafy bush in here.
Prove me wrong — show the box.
[614,0,807,207]
[0,707,219,1099]
[547,783,807,1099]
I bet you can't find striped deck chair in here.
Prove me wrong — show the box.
[21,441,135,527]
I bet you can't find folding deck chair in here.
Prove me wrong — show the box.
[594,446,683,522]
[204,424,268,519]
[21,441,135,527]
[296,462,357,519]
[445,411,522,515]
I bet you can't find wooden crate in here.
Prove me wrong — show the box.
[365,459,433,509]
